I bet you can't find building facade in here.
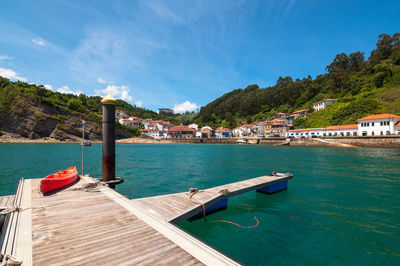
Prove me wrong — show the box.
[313,99,337,111]
[168,126,195,138]
[357,114,400,136]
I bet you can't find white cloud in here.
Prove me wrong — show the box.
[173,101,199,113]
[57,85,82,95]
[95,84,133,101]
[43,84,53,91]
[32,38,46,46]
[0,55,12,60]
[135,101,142,107]
[97,77,107,84]
[0,67,27,81]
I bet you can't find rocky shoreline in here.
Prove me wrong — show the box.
[1,135,400,148]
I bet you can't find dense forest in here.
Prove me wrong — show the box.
[193,33,400,129]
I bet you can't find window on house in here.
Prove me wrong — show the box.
[372,122,374,126]
[380,122,383,126]
[372,131,374,136]
[362,131,367,136]
[386,131,390,135]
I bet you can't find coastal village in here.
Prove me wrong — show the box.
[117,99,400,140]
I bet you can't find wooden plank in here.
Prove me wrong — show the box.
[28,177,206,266]
[0,179,24,259]
[0,195,14,209]
[101,185,240,266]
[14,179,32,265]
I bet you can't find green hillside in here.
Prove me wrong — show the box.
[194,33,400,129]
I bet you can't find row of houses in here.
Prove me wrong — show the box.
[117,109,400,139]
[286,114,400,138]
[116,110,173,132]
[142,125,232,139]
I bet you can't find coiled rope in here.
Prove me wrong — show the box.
[0,254,22,266]
[188,188,259,228]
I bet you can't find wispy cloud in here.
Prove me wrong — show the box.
[97,77,107,84]
[0,55,12,60]
[145,1,182,23]
[173,101,199,113]
[95,84,133,101]
[0,67,26,81]
[43,84,53,91]
[32,38,46,46]
[57,85,82,95]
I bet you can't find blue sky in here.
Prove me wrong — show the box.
[0,0,399,112]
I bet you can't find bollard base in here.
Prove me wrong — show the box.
[99,177,124,189]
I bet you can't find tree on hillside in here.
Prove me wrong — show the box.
[326,53,350,92]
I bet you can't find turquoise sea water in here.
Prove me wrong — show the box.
[0,143,399,265]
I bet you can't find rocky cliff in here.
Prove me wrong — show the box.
[0,94,132,141]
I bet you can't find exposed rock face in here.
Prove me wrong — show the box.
[0,96,132,141]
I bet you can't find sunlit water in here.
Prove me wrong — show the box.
[1,144,399,265]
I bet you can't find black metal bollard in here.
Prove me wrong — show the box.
[101,95,116,188]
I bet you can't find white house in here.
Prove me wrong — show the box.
[188,124,199,130]
[313,99,337,111]
[231,128,244,137]
[141,129,167,139]
[286,124,358,138]
[240,124,253,136]
[215,128,231,138]
[194,130,203,138]
[119,118,140,128]
[357,113,400,136]
[324,125,358,137]
[286,128,325,138]
[201,126,213,138]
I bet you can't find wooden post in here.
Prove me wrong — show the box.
[101,95,116,188]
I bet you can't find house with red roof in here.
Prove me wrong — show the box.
[119,118,140,128]
[168,126,195,139]
[313,99,337,111]
[286,113,400,138]
[215,127,231,138]
[200,126,213,138]
[141,129,167,139]
[292,109,309,117]
[357,113,400,136]
[286,124,358,138]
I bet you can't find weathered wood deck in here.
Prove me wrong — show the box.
[0,195,14,209]
[132,173,293,223]
[0,172,292,265]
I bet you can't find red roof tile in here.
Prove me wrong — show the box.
[168,126,194,132]
[325,124,358,130]
[357,113,400,121]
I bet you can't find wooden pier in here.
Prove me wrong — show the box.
[0,173,292,265]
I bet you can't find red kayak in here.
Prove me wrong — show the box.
[40,166,78,193]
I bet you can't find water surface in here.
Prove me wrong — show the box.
[0,144,399,265]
